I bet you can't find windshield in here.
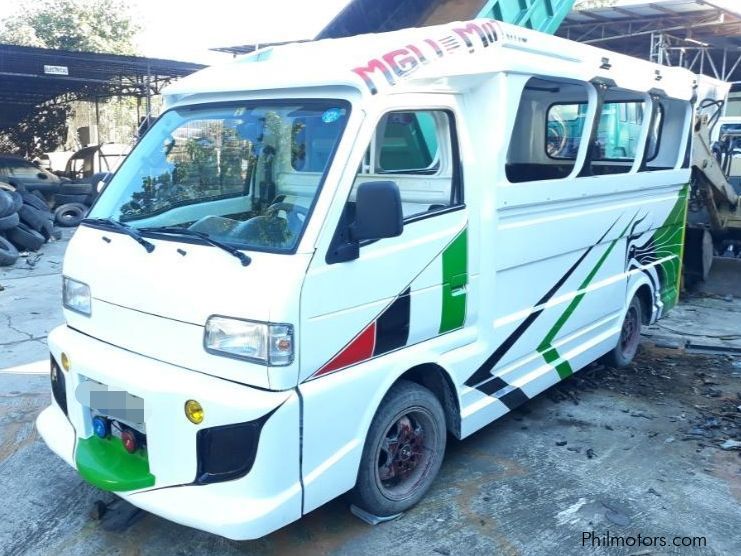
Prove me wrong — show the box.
[89,100,350,252]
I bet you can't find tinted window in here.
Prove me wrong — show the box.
[595,101,645,161]
[546,104,588,159]
[353,110,460,220]
[7,159,41,178]
[89,101,349,252]
[378,112,438,173]
[292,108,348,172]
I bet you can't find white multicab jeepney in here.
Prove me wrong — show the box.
[38,19,700,539]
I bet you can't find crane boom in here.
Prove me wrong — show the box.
[318,0,576,40]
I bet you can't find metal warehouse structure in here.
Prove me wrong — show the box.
[213,0,575,55]
[0,44,203,131]
[557,0,741,87]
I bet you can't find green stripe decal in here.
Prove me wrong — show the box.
[76,435,155,492]
[537,217,636,379]
[654,184,689,313]
[440,228,468,333]
[675,184,690,309]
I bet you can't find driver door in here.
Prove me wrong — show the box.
[297,99,471,511]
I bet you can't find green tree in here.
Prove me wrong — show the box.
[0,0,140,157]
[0,0,139,54]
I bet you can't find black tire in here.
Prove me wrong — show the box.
[8,191,23,214]
[603,296,643,368]
[19,204,51,232]
[59,182,94,195]
[0,211,20,231]
[54,203,87,227]
[39,218,55,241]
[54,193,88,206]
[0,234,19,266]
[0,190,14,217]
[351,380,446,516]
[6,222,45,251]
[19,191,49,212]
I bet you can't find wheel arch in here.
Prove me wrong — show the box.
[392,363,461,439]
[634,283,654,325]
[626,274,656,325]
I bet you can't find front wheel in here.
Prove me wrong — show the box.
[351,380,446,516]
[603,296,643,368]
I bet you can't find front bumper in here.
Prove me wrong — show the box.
[36,325,302,540]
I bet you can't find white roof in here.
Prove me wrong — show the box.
[164,19,698,106]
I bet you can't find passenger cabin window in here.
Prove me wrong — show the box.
[507,77,685,182]
[646,98,689,170]
[595,101,644,161]
[353,110,461,220]
[546,104,587,159]
[506,78,590,183]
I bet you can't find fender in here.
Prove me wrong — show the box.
[625,271,657,325]
[298,342,457,514]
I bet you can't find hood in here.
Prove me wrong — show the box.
[63,225,309,390]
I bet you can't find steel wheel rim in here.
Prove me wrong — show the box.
[619,305,640,358]
[374,407,437,501]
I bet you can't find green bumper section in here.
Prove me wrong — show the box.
[75,436,155,492]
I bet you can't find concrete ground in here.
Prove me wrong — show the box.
[1,234,740,555]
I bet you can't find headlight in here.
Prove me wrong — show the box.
[204,316,293,366]
[62,277,91,316]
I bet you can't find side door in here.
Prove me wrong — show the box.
[297,99,470,511]
[301,103,469,382]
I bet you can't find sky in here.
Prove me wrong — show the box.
[0,0,352,64]
[128,0,352,64]
[0,0,739,64]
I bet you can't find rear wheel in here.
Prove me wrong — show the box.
[351,380,446,516]
[603,296,642,368]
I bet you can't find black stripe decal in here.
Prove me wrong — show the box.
[465,217,621,390]
[373,288,411,356]
[477,377,509,396]
[498,388,530,410]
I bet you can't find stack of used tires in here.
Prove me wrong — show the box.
[0,185,59,266]
[51,177,98,228]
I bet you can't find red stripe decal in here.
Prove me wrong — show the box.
[313,322,377,377]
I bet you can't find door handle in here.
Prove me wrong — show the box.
[449,273,466,290]
[451,284,467,296]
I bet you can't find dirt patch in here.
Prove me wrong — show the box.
[548,344,741,494]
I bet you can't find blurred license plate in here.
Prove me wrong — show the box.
[76,379,145,431]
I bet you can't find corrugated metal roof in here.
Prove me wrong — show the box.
[0,44,203,130]
[558,0,741,85]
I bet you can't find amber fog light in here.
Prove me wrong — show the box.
[185,400,204,424]
[61,352,71,372]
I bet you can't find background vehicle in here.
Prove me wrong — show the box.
[0,154,62,193]
[684,95,741,282]
[63,143,130,182]
[36,151,75,174]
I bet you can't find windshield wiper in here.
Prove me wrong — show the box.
[140,226,251,266]
[83,218,155,253]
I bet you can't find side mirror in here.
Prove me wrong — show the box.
[351,181,403,241]
[326,181,404,264]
